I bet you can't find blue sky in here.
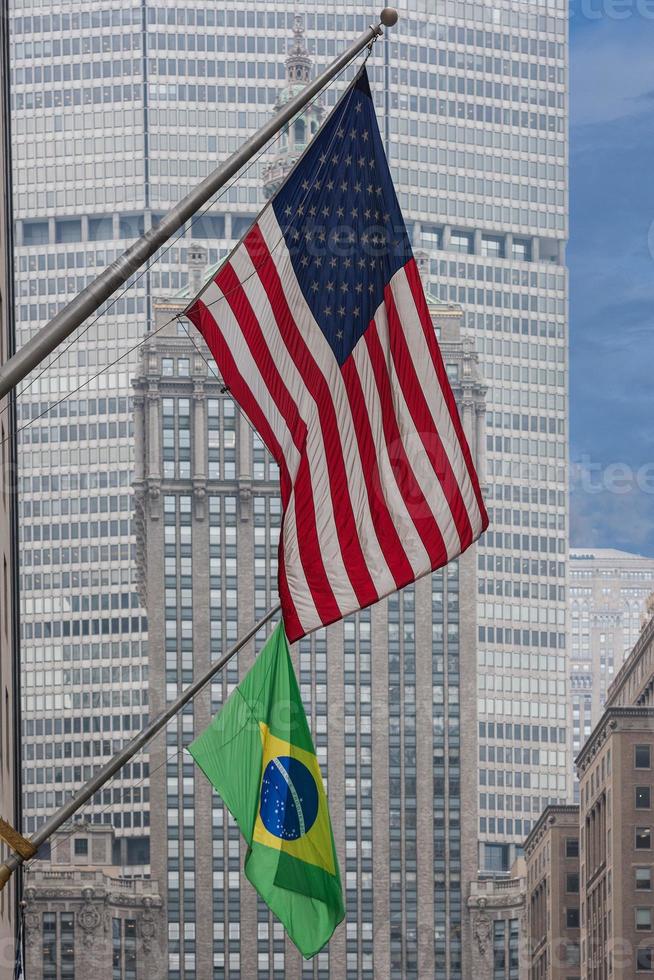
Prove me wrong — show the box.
[569,11,654,554]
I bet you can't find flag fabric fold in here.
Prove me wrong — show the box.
[188,623,344,958]
[186,68,488,641]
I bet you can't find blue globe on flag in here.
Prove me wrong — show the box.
[259,756,319,841]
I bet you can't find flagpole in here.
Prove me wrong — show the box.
[0,8,399,401]
[0,603,281,890]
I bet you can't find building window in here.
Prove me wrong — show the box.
[637,787,652,810]
[450,231,473,254]
[566,838,579,858]
[637,909,653,932]
[162,358,174,377]
[566,873,579,894]
[636,829,652,850]
[637,948,654,972]
[493,921,506,980]
[60,913,75,978]
[636,746,652,770]
[481,235,504,258]
[566,908,580,929]
[637,868,653,890]
[74,837,88,856]
[565,941,581,966]
[511,239,531,262]
[42,912,57,980]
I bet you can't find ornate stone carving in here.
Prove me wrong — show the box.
[473,910,492,957]
[77,890,103,947]
[138,898,158,953]
[23,909,41,946]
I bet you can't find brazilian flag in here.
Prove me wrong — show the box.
[189,623,344,957]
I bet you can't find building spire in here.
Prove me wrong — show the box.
[262,13,324,200]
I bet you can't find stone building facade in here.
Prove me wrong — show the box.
[22,823,164,979]
[467,859,528,980]
[132,252,486,980]
[524,805,580,980]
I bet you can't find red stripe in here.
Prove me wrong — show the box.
[404,259,488,531]
[385,278,474,553]
[363,321,449,569]
[244,224,379,610]
[186,298,319,637]
[340,356,414,589]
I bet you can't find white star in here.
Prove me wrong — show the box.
[310,281,319,292]
[355,283,363,294]
[361,233,369,245]
[358,258,366,269]
[337,126,345,139]
[302,179,310,191]
[369,158,376,168]
[354,181,362,194]
[355,102,362,113]
[300,255,309,267]
[340,282,349,293]
[336,329,344,340]
[324,306,332,316]
[353,306,360,317]
[367,184,374,194]
[362,130,369,142]
[350,208,358,220]
[358,156,366,167]
[331,154,339,165]
[284,205,292,217]
[327,179,335,191]
[326,281,334,292]
[364,208,372,220]
[338,305,346,316]
[315,256,323,266]
[291,230,300,241]
[297,204,305,216]
[340,181,348,193]
[322,206,330,218]
[319,152,327,165]
[336,206,345,219]
[318,230,326,243]
[309,206,317,217]
[344,258,352,269]
[368,283,375,293]
[329,257,337,269]
[345,154,352,166]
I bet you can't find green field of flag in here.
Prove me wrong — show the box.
[189,623,344,958]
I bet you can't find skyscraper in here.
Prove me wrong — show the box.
[11,0,569,936]
[0,0,20,972]
[134,252,486,980]
[569,547,654,770]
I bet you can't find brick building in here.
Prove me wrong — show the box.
[524,805,580,980]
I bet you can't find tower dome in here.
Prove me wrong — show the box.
[262,15,324,200]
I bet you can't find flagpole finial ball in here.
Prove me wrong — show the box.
[380,7,399,27]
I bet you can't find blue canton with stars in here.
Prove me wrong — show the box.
[271,69,413,366]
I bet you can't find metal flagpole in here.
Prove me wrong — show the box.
[0,603,282,889]
[0,7,399,401]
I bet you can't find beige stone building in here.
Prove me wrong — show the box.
[467,859,528,979]
[524,805,581,980]
[23,823,165,979]
[0,0,18,975]
[133,256,486,979]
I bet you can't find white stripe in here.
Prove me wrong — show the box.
[256,210,398,598]
[353,305,463,563]
[388,267,485,536]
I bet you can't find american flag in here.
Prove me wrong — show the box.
[186,69,488,642]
